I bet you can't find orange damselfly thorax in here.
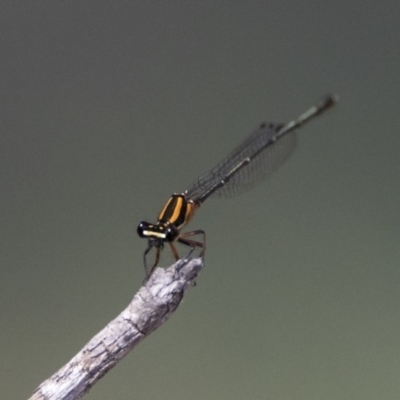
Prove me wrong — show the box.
[137,95,338,280]
[137,194,204,279]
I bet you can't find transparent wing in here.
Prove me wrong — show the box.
[185,122,297,201]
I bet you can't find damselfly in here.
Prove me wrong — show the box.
[137,95,338,279]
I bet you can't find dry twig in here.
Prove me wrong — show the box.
[29,257,204,400]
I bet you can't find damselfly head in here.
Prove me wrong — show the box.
[137,221,179,243]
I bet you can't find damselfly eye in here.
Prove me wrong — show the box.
[165,226,179,242]
[137,221,150,238]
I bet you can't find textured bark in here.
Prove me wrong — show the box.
[29,258,204,400]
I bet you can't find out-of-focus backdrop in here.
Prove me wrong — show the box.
[1,2,399,399]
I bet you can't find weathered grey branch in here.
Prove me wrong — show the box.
[29,257,204,400]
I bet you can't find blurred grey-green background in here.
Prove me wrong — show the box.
[1,2,399,399]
